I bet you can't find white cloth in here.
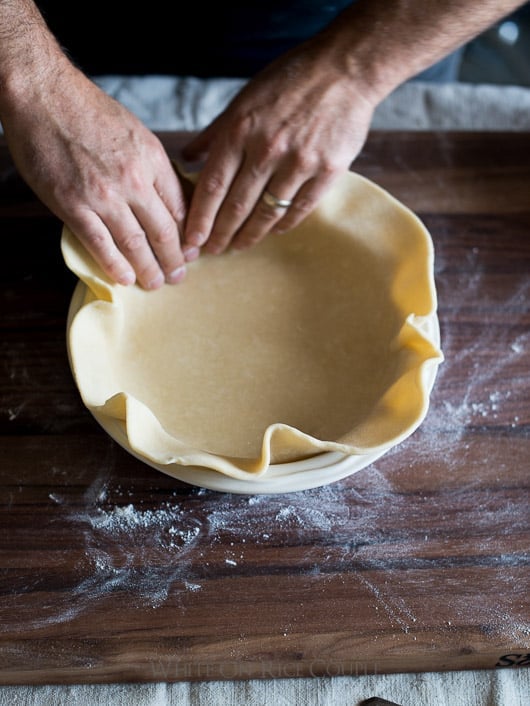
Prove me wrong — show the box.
[91,75,530,132]
[1,668,529,705]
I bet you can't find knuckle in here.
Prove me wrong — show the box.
[119,231,147,255]
[173,201,187,222]
[85,238,128,279]
[121,162,146,192]
[201,172,227,198]
[227,112,254,142]
[84,228,108,252]
[104,255,128,279]
[319,159,339,179]
[150,219,177,246]
[292,151,318,174]
[88,179,114,203]
[253,135,288,171]
[248,160,268,179]
[225,197,248,219]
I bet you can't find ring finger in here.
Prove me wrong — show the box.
[206,163,304,253]
[230,177,303,250]
[237,169,339,249]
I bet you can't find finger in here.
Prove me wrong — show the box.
[183,148,243,250]
[154,162,188,227]
[229,183,298,251]
[227,160,312,250]
[232,171,336,250]
[154,164,200,264]
[209,146,327,252]
[103,204,165,290]
[69,211,137,286]
[272,173,336,233]
[200,161,276,255]
[133,189,187,285]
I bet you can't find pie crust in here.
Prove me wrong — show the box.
[62,170,443,493]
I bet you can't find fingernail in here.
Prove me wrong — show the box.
[166,265,187,284]
[184,246,200,263]
[147,272,165,290]
[118,270,136,286]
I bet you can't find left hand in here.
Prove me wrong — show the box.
[180,38,377,254]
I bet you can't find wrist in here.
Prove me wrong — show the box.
[312,17,411,109]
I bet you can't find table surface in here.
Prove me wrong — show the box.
[0,131,529,685]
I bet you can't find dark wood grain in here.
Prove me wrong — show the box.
[1,132,529,684]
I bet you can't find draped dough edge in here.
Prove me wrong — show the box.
[89,344,441,481]
[61,170,444,481]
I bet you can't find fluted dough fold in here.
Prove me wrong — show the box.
[62,170,443,483]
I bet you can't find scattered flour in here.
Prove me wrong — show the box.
[4,259,528,644]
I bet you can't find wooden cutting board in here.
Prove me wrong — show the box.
[0,132,529,684]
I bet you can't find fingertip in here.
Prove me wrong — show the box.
[185,230,207,248]
[117,270,136,286]
[183,246,200,263]
[166,264,187,285]
[145,272,165,290]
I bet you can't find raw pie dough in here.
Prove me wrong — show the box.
[62,171,443,490]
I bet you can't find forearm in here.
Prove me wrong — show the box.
[0,0,67,114]
[317,0,527,102]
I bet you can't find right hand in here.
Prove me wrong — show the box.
[1,58,191,289]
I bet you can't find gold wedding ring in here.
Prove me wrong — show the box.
[262,190,292,209]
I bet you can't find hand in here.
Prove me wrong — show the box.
[2,59,191,289]
[181,36,376,254]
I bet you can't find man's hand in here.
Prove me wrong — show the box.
[0,0,190,289]
[2,63,190,289]
[181,38,375,255]
[181,0,526,257]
